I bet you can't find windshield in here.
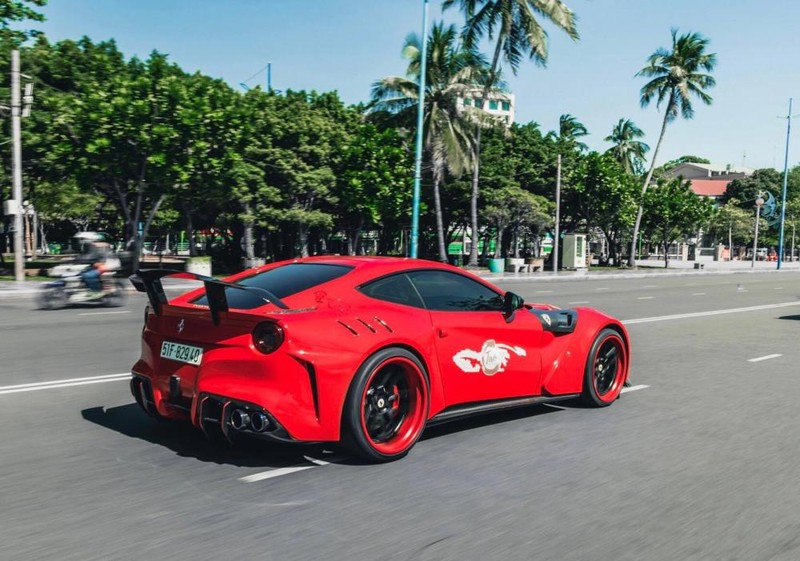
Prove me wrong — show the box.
[191,263,354,309]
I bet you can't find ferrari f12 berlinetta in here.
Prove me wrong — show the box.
[130,257,629,462]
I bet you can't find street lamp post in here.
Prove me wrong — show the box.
[751,196,764,269]
[410,0,428,259]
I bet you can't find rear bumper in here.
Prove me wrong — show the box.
[130,375,293,443]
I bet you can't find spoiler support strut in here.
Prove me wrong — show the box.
[129,269,288,325]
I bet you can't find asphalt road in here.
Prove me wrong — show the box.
[1,271,799,561]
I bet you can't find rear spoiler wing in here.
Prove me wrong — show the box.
[129,269,288,325]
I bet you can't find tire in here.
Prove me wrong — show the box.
[342,348,429,462]
[37,287,67,310]
[581,328,628,407]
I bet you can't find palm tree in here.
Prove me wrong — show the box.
[628,29,716,267]
[371,22,485,262]
[443,0,579,267]
[604,118,650,175]
[557,113,589,151]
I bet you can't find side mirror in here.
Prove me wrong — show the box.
[503,291,524,323]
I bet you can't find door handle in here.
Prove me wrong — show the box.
[438,328,448,338]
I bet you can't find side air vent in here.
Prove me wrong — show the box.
[373,316,393,333]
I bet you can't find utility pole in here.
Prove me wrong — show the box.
[11,50,24,283]
[777,97,795,270]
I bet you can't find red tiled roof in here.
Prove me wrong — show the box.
[690,179,730,197]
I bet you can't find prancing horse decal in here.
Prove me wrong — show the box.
[452,339,527,376]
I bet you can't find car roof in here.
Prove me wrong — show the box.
[268,255,458,281]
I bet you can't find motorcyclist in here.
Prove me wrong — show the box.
[80,241,120,294]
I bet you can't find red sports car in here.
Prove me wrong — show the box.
[130,256,630,462]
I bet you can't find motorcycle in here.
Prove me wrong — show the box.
[37,266,127,310]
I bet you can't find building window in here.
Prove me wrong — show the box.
[488,100,498,110]
[501,101,510,111]
[464,98,472,106]
[475,98,483,109]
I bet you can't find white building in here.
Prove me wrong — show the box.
[461,90,515,126]
[663,162,754,181]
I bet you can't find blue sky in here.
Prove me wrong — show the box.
[35,0,799,171]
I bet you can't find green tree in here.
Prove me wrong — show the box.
[629,29,717,266]
[0,0,46,46]
[722,169,782,210]
[706,198,753,259]
[372,22,482,262]
[604,118,650,175]
[783,198,800,261]
[256,91,347,258]
[443,0,578,266]
[659,155,710,169]
[333,123,413,255]
[23,39,167,267]
[569,152,639,263]
[641,177,714,268]
[556,113,589,152]
[485,185,550,259]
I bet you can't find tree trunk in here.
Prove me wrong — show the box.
[728,223,733,262]
[352,216,364,255]
[629,94,674,267]
[468,130,481,267]
[432,165,448,263]
[494,221,504,259]
[186,210,196,257]
[298,223,309,258]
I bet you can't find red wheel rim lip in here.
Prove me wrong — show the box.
[359,356,427,456]
[593,335,627,403]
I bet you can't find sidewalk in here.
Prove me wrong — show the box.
[2,258,799,298]
[479,258,800,282]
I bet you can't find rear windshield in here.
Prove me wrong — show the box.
[192,263,353,309]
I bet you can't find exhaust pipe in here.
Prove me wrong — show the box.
[230,409,251,431]
[251,412,270,432]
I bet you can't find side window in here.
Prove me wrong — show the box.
[407,270,504,312]
[359,273,425,308]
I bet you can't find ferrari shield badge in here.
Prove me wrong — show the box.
[452,339,526,376]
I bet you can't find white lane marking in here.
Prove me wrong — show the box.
[78,311,131,316]
[535,290,553,294]
[623,301,800,325]
[241,386,656,482]
[303,455,346,466]
[637,296,655,300]
[0,373,131,395]
[642,285,657,289]
[596,287,610,291]
[0,373,130,391]
[568,301,590,305]
[692,293,707,296]
[239,466,316,482]
[621,384,649,393]
[774,287,784,290]
[748,354,782,363]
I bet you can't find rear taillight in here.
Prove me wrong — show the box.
[252,322,284,354]
[143,305,150,326]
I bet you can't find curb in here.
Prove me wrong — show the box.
[3,265,799,298]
